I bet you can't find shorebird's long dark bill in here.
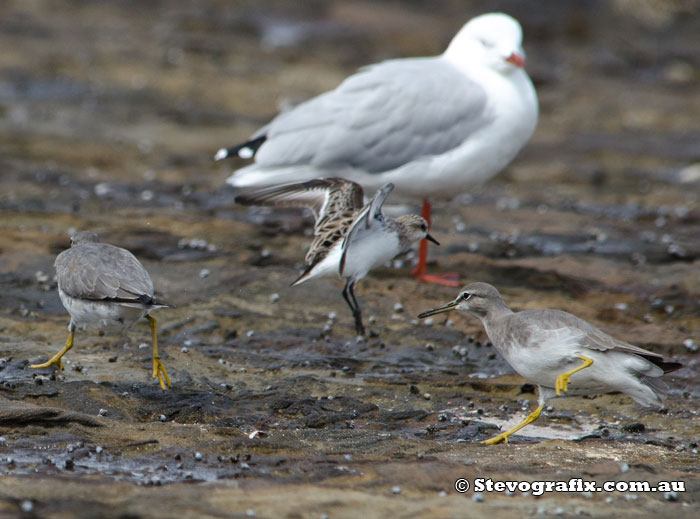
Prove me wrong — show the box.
[426,234,440,246]
[418,299,459,318]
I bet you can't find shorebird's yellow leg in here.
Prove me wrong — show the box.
[555,355,593,396]
[482,403,545,445]
[30,330,75,370]
[147,315,171,390]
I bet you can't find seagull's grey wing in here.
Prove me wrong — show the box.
[253,57,493,173]
[56,243,155,303]
[521,310,681,374]
[339,183,394,276]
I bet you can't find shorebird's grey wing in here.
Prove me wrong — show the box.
[56,244,155,302]
[338,183,394,276]
[252,58,492,173]
[521,310,681,374]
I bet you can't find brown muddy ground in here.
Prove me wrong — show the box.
[1,1,699,518]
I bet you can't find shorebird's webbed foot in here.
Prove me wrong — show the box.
[30,330,75,371]
[482,402,545,445]
[147,315,171,390]
[555,355,593,396]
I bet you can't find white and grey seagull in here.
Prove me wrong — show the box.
[236,178,438,335]
[419,282,682,444]
[30,231,172,390]
[217,12,538,287]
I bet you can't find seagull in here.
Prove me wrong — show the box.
[216,12,538,286]
[30,231,172,390]
[418,282,682,444]
[236,178,438,335]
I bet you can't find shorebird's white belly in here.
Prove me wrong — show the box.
[342,229,401,282]
[299,228,402,284]
[59,289,146,332]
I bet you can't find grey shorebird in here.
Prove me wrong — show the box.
[236,178,438,335]
[216,13,538,287]
[418,282,682,444]
[30,231,172,390]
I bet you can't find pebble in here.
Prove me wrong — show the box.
[472,492,484,503]
[554,507,564,515]
[393,302,404,313]
[619,462,630,473]
[683,339,698,352]
[96,446,103,454]
[181,347,189,353]
[422,317,434,326]
[199,269,210,279]
[159,414,167,422]
[664,491,678,501]
[20,501,33,513]
[269,293,280,303]
[328,312,338,320]
[246,330,255,337]
[98,409,108,416]
[246,510,256,517]
[391,486,401,494]
[194,452,203,461]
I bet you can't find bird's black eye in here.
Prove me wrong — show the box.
[420,223,427,231]
[461,292,471,301]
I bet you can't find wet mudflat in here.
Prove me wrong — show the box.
[1,1,699,518]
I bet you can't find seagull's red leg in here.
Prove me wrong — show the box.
[411,199,460,287]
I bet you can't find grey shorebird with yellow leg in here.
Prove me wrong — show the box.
[418,282,682,444]
[30,231,172,390]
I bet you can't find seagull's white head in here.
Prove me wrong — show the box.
[444,13,527,74]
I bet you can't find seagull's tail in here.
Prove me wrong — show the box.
[214,135,267,161]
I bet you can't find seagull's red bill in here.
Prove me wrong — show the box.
[506,52,526,68]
